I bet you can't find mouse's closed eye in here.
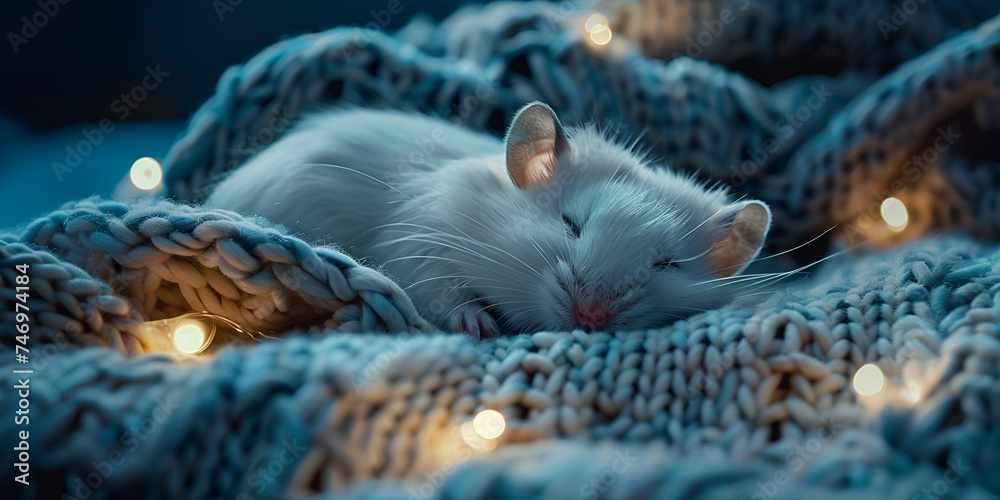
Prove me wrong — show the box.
[653,258,678,269]
[562,214,582,238]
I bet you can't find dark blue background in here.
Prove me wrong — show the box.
[0,1,473,229]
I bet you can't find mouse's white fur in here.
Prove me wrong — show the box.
[207,103,771,336]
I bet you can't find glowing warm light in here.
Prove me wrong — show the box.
[130,157,162,190]
[584,13,608,32]
[880,197,908,232]
[460,421,496,450]
[136,312,253,355]
[902,380,922,404]
[172,322,208,354]
[584,13,613,46]
[589,26,612,45]
[853,364,885,396]
[472,410,506,439]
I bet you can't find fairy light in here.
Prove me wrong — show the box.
[880,197,908,232]
[584,13,613,46]
[584,13,608,32]
[456,410,506,451]
[137,312,259,355]
[853,363,885,396]
[472,410,506,439]
[852,360,929,408]
[130,157,162,190]
[460,421,496,450]
[901,379,922,404]
[172,322,210,354]
[144,314,216,355]
[590,27,612,45]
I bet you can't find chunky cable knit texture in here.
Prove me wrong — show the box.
[4,1,1000,499]
[4,235,1000,498]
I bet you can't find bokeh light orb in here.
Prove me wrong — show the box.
[880,197,908,232]
[173,322,208,354]
[130,157,162,190]
[472,409,506,439]
[853,363,885,396]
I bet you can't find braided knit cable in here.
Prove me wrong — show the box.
[603,0,998,74]
[3,238,999,498]
[161,3,864,207]
[8,2,1000,498]
[773,15,1000,250]
[162,2,1000,262]
[0,198,433,357]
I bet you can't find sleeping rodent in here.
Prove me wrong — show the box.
[207,102,771,338]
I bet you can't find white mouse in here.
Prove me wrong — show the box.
[206,102,772,338]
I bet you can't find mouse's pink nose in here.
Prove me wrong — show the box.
[572,301,614,331]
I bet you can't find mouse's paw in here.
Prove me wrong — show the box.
[446,302,499,340]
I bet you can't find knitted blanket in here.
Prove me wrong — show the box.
[4,211,1000,499]
[4,1,1000,499]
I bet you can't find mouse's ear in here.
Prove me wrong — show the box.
[504,101,571,190]
[707,201,771,278]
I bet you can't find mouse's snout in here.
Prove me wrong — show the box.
[571,299,616,331]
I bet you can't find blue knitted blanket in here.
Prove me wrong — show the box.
[3,1,1000,499]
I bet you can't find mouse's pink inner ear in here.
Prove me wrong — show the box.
[708,201,772,278]
[504,101,570,190]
